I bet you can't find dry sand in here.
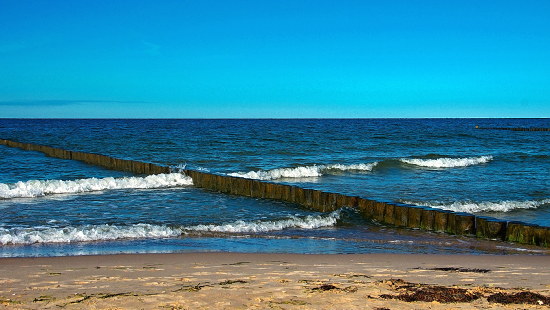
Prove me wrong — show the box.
[1,253,549,309]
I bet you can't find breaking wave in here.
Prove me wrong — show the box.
[0,173,193,199]
[0,211,342,245]
[227,163,378,180]
[0,223,181,245]
[400,156,493,168]
[228,156,493,179]
[184,209,342,233]
[402,199,550,213]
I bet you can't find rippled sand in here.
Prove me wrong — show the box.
[1,253,549,309]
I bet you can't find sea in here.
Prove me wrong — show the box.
[1,118,549,257]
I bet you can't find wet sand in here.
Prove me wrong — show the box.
[1,253,549,309]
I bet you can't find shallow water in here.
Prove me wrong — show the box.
[1,119,548,257]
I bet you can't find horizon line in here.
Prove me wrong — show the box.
[1,117,549,120]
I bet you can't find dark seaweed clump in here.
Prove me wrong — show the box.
[381,286,481,303]
[487,291,550,305]
[429,267,490,273]
[312,284,339,291]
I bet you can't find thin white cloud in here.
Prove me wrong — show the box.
[0,100,150,106]
[141,40,161,56]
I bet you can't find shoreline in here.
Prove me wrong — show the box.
[2,252,549,309]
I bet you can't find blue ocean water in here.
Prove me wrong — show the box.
[0,119,549,257]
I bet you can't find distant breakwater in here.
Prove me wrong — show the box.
[1,138,548,248]
[475,125,550,131]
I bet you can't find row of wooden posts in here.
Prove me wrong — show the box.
[1,138,549,248]
[0,139,170,175]
[186,170,549,247]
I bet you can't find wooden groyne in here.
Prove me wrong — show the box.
[475,125,550,131]
[1,138,549,248]
[0,139,170,175]
[185,170,549,247]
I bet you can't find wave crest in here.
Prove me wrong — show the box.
[403,199,550,213]
[0,211,342,245]
[184,210,342,233]
[0,224,181,245]
[227,163,378,180]
[0,173,193,199]
[400,156,493,168]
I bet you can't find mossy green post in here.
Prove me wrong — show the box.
[383,203,396,226]
[420,208,436,231]
[476,217,507,240]
[406,205,423,229]
[373,201,386,222]
[393,204,409,227]
[434,210,450,232]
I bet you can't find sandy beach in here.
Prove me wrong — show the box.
[1,253,549,309]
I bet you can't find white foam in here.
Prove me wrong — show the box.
[400,156,493,168]
[403,199,550,213]
[0,211,343,245]
[228,166,323,180]
[0,224,181,245]
[227,162,378,180]
[0,173,193,199]
[185,210,342,233]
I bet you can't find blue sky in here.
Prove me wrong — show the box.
[1,0,549,118]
